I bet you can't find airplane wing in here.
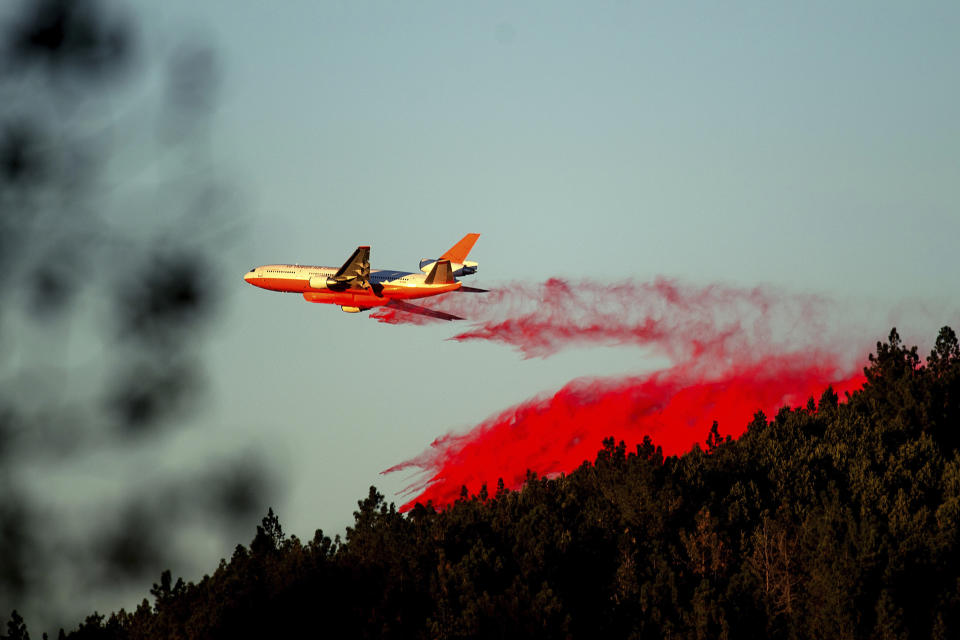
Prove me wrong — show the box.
[386,299,463,321]
[326,246,371,291]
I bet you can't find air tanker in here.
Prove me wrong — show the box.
[243,234,484,320]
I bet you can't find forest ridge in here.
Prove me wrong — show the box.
[5,327,960,640]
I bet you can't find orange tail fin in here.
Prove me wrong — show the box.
[439,233,480,263]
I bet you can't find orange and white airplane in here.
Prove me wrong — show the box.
[243,233,484,320]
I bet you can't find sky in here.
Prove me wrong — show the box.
[110,0,959,594]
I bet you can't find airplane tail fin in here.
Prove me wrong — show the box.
[440,233,480,263]
[420,233,480,277]
[424,259,455,285]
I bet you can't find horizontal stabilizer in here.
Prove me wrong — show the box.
[458,286,488,293]
[386,299,462,321]
[424,259,455,285]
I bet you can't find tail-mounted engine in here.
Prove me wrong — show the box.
[419,258,478,277]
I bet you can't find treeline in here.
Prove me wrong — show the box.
[6,327,960,640]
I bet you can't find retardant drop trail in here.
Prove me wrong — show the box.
[378,278,872,512]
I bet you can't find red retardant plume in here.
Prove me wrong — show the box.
[378,278,870,512]
[372,277,836,361]
[385,360,865,512]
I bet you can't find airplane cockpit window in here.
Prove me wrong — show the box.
[248,268,256,272]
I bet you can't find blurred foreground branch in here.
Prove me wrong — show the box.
[1,0,272,633]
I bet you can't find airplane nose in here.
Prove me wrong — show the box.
[244,271,255,283]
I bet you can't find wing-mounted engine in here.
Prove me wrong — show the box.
[326,246,370,291]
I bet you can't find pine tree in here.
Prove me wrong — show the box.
[5,610,30,640]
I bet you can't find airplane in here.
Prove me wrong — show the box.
[243,233,485,321]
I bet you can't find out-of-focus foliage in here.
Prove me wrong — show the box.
[0,0,270,633]
[21,326,959,639]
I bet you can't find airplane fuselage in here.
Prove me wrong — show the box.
[244,234,481,318]
[244,264,460,309]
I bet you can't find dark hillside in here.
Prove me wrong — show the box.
[7,327,960,640]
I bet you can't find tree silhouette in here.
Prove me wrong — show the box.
[4,610,30,640]
[32,327,958,640]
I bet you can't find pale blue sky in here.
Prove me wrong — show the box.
[135,0,958,559]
